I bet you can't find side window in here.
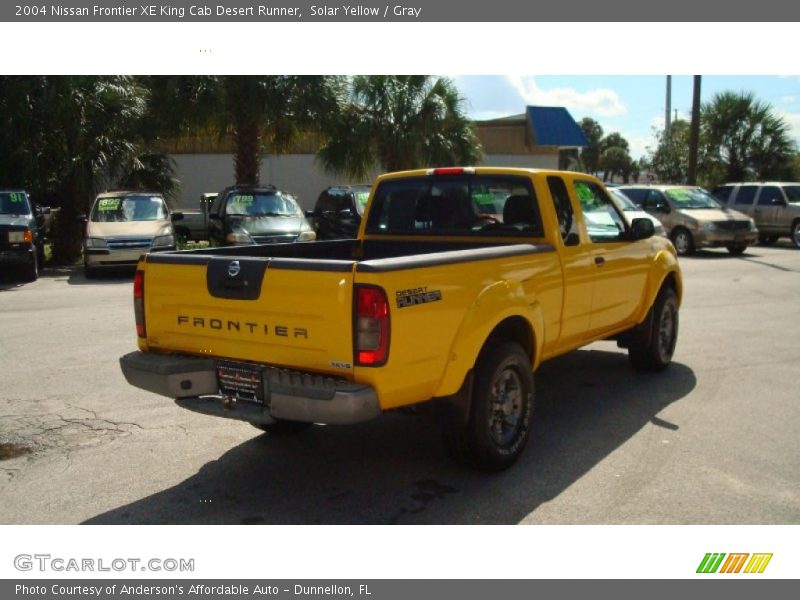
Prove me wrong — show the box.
[712,186,733,205]
[734,185,758,206]
[757,186,782,206]
[619,188,648,206]
[643,190,669,212]
[316,193,333,214]
[573,180,627,243]
[210,192,225,216]
[547,176,579,246]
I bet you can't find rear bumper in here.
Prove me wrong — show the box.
[0,247,34,266]
[119,351,380,425]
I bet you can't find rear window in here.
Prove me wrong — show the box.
[365,175,542,237]
[90,195,167,222]
[0,192,32,215]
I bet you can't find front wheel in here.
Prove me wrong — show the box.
[251,419,313,436]
[443,342,535,472]
[628,286,679,372]
[671,228,694,256]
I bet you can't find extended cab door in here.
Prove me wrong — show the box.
[569,178,652,337]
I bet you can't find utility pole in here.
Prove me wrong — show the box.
[688,75,702,185]
[665,75,672,136]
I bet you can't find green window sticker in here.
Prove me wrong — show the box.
[355,191,370,211]
[98,198,121,211]
[666,189,691,202]
[9,192,25,203]
[574,182,595,202]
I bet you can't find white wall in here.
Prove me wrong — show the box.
[169,152,558,211]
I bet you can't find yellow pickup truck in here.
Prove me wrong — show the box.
[120,167,682,471]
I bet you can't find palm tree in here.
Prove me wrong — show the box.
[0,76,178,262]
[316,76,482,180]
[579,117,604,175]
[144,76,347,184]
[701,91,796,184]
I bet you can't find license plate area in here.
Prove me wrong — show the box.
[216,361,265,404]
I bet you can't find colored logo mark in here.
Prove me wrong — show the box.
[697,553,773,574]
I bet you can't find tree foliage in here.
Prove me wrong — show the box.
[316,76,482,180]
[579,117,604,174]
[0,76,177,262]
[700,91,797,185]
[649,119,691,183]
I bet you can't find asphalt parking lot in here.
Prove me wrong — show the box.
[1,243,799,525]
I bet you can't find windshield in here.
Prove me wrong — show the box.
[0,192,32,215]
[609,188,637,211]
[225,192,299,217]
[665,188,721,209]
[784,186,800,203]
[90,195,167,222]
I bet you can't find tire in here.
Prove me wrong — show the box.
[671,227,694,256]
[759,234,777,245]
[726,244,747,255]
[84,262,98,279]
[628,286,679,372]
[443,342,535,472]
[791,220,800,249]
[23,250,39,282]
[251,419,313,436]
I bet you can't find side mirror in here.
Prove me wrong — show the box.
[171,212,185,222]
[772,197,787,207]
[654,203,670,213]
[305,210,315,218]
[77,214,88,224]
[208,213,220,220]
[630,218,655,240]
[339,208,354,217]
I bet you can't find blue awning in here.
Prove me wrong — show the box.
[527,106,588,147]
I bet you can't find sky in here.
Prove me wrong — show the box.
[452,75,800,160]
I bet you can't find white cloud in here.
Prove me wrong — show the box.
[779,95,797,105]
[505,76,627,117]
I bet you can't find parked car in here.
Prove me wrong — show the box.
[618,185,757,256]
[83,191,177,278]
[0,189,49,281]
[307,185,371,240]
[208,185,315,246]
[711,182,800,248]
[120,167,680,472]
[171,192,217,242]
[607,188,667,238]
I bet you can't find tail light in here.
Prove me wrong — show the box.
[23,229,33,244]
[354,285,390,366]
[133,270,146,338]
[428,167,475,176]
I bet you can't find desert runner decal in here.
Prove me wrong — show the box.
[396,286,442,309]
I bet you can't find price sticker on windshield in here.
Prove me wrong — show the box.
[667,189,691,202]
[8,192,25,203]
[98,198,121,211]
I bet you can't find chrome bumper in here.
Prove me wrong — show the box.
[119,351,380,425]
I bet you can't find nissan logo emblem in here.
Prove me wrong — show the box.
[227,260,241,277]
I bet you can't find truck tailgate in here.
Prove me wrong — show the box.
[140,255,355,377]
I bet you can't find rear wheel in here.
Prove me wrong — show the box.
[628,286,679,372]
[443,342,534,472]
[671,228,694,256]
[252,419,313,436]
[791,220,800,249]
[726,244,747,255]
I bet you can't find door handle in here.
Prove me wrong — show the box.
[594,256,605,266]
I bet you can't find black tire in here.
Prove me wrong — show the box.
[791,220,800,249]
[443,342,535,472]
[84,263,98,279]
[758,234,777,246]
[628,286,679,372]
[726,244,747,255]
[670,227,694,256]
[251,419,313,436]
[23,251,39,282]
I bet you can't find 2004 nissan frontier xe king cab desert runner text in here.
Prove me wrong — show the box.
[120,167,682,471]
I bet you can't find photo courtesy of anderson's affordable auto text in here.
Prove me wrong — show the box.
[1,0,800,594]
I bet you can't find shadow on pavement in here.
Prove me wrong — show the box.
[84,348,696,525]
